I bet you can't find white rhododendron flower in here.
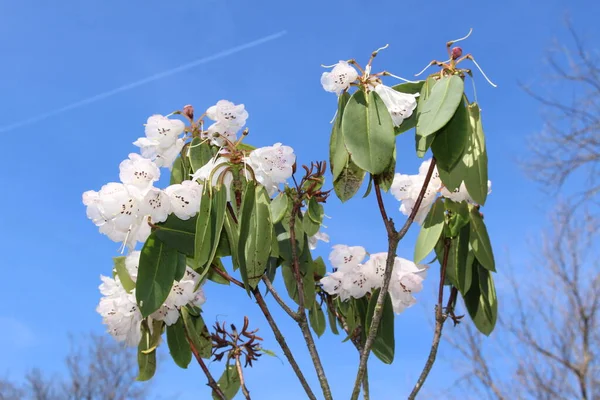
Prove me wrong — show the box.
[308,231,330,250]
[320,247,428,313]
[321,61,359,95]
[204,122,238,146]
[140,187,171,223]
[206,100,248,130]
[246,143,295,195]
[165,180,202,220]
[391,159,493,224]
[328,244,367,272]
[133,115,186,169]
[118,153,160,191]
[373,84,419,127]
[96,275,143,347]
[125,250,141,281]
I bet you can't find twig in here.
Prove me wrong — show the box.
[351,159,438,400]
[408,237,452,399]
[262,276,299,320]
[235,354,251,399]
[210,265,318,400]
[188,333,226,400]
[253,289,318,400]
[289,203,333,400]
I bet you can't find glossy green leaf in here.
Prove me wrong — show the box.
[136,234,178,317]
[270,192,289,224]
[192,188,213,269]
[431,98,469,171]
[181,308,212,358]
[449,224,472,293]
[302,214,320,237]
[444,199,470,237]
[189,137,213,173]
[415,77,438,157]
[282,254,315,310]
[330,92,351,181]
[239,184,272,291]
[313,256,326,278]
[366,289,395,364]
[170,156,186,185]
[463,103,489,205]
[469,209,495,272]
[463,264,497,335]
[392,81,425,135]
[212,365,241,400]
[309,301,327,337]
[333,157,366,202]
[414,198,445,263]
[438,160,466,192]
[342,89,395,174]
[174,252,187,281]
[154,214,197,257]
[378,146,396,192]
[136,325,157,381]
[307,197,324,224]
[223,210,240,271]
[478,265,498,331]
[327,305,340,335]
[206,258,230,285]
[166,318,192,369]
[206,187,228,271]
[113,256,135,293]
[362,174,373,198]
[416,75,465,137]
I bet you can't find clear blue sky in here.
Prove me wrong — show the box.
[1,0,598,398]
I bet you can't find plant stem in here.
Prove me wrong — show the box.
[188,334,226,400]
[351,159,438,400]
[408,237,451,400]
[288,203,333,400]
[262,276,299,320]
[235,354,252,400]
[209,265,318,400]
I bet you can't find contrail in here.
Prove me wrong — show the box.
[0,30,287,133]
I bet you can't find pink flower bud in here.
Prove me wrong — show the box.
[183,104,194,120]
[451,47,463,60]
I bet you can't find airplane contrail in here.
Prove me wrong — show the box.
[0,30,287,133]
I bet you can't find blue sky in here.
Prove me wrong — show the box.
[1,0,598,398]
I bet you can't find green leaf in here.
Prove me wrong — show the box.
[463,103,488,205]
[212,365,241,400]
[444,199,470,237]
[166,318,192,369]
[392,81,426,135]
[333,157,366,202]
[239,184,272,291]
[223,209,240,271]
[181,308,212,358]
[326,305,340,335]
[330,92,351,181]
[113,256,135,293]
[136,324,157,381]
[307,197,324,224]
[282,255,315,310]
[414,198,445,263]
[313,256,326,278]
[270,192,289,224]
[431,98,469,171]
[416,132,435,158]
[192,188,213,268]
[302,214,320,237]
[189,137,213,173]
[415,77,438,158]
[416,75,465,137]
[170,156,186,185]
[365,289,395,364]
[206,187,228,270]
[362,174,373,198]
[469,209,495,272]
[136,234,178,317]
[206,258,230,285]
[448,223,472,293]
[154,214,197,257]
[237,142,257,152]
[463,264,497,335]
[437,160,466,192]
[378,146,396,192]
[174,252,187,281]
[342,89,395,174]
[309,301,327,337]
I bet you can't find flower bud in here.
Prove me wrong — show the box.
[451,47,463,60]
[183,104,194,120]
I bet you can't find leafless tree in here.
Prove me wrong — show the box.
[442,206,600,400]
[521,20,600,204]
[0,333,150,400]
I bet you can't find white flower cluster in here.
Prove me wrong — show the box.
[96,251,206,346]
[391,158,492,224]
[134,115,186,169]
[321,60,419,128]
[203,100,249,146]
[83,150,202,250]
[320,245,427,314]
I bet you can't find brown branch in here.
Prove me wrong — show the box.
[288,202,333,400]
[188,334,226,400]
[262,276,299,320]
[408,236,452,399]
[351,158,438,400]
[235,354,251,400]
